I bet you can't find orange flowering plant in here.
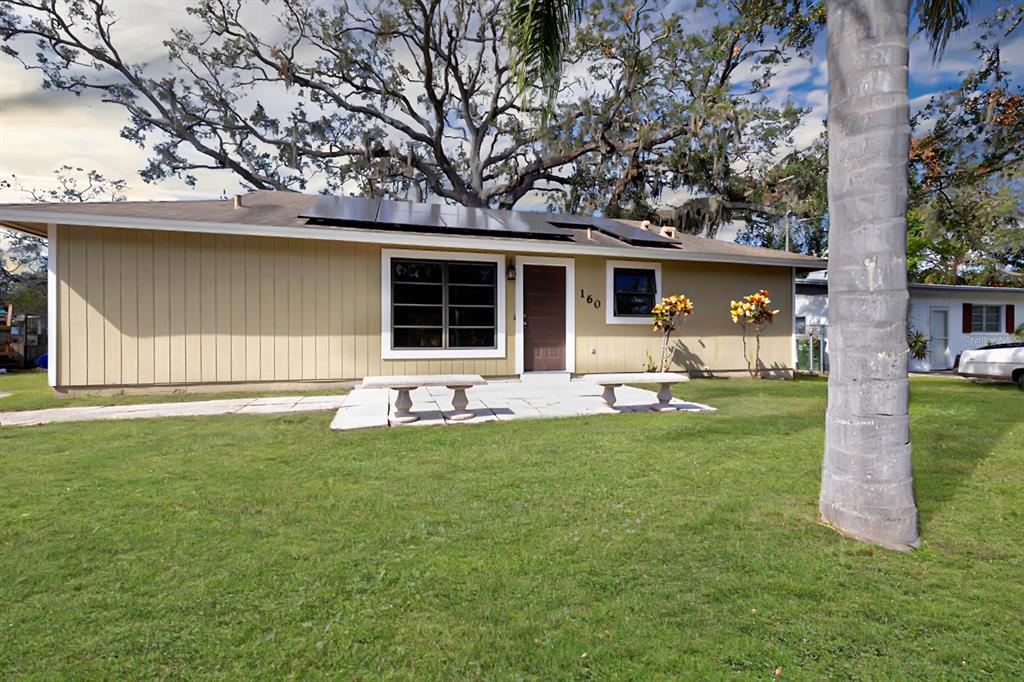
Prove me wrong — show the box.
[729,289,780,378]
[651,295,695,372]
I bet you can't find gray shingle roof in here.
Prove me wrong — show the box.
[0,190,827,269]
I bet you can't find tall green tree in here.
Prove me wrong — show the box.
[907,2,1023,285]
[509,0,978,551]
[735,136,829,255]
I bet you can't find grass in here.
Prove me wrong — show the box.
[0,370,340,412]
[0,376,1021,678]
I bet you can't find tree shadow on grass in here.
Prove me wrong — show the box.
[652,376,1019,539]
[906,379,1023,532]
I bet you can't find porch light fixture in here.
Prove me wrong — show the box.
[506,258,517,281]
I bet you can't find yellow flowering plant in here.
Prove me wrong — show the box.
[729,289,780,378]
[650,294,694,372]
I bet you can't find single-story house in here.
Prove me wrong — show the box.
[0,191,824,392]
[796,272,1023,372]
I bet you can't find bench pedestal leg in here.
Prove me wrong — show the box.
[651,383,677,411]
[392,387,419,423]
[601,384,619,407]
[448,385,474,421]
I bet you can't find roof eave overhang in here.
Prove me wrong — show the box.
[0,208,828,270]
[0,219,49,238]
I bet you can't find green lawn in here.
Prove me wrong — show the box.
[0,370,340,412]
[1,377,1021,678]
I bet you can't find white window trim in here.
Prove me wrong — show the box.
[514,255,575,375]
[605,259,662,325]
[380,248,506,360]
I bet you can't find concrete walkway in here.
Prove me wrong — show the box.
[330,374,715,431]
[0,395,345,428]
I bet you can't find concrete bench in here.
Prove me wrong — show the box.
[587,372,689,411]
[361,375,487,423]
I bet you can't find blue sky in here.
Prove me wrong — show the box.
[0,0,1019,206]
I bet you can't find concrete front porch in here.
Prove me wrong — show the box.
[329,373,716,431]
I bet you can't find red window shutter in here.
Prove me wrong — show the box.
[962,303,973,333]
[1007,305,1016,334]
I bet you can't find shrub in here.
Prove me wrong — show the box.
[651,295,695,372]
[729,290,780,378]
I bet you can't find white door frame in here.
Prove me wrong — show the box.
[515,256,575,375]
[929,306,950,370]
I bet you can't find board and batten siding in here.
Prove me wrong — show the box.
[55,225,516,387]
[55,225,794,388]
[572,256,793,374]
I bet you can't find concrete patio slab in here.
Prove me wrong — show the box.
[329,375,716,431]
[330,388,390,431]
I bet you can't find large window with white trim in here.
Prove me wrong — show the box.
[971,304,1001,333]
[390,258,498,349]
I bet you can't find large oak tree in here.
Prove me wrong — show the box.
[3,0,817,232]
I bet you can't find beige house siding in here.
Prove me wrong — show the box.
[573,256,793,374]
[55,225,794,388]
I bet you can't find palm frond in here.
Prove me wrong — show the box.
[507,0,581,107]
[918,0,973,61]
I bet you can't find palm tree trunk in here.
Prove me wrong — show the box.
[819,0,920,550]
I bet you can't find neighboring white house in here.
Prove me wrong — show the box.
[795,271,1023,372]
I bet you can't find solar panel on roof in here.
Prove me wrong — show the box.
[591,218,678,247]
[376,200,445,228]
[486,210,568,236]
[548,217,677,248]
[299,194,572,241]
[295,193,689,245]
[439,204,507,232]
[299,195,381,224]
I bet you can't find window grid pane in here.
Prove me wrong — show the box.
[391,259,497,350]
[985,306,999,331]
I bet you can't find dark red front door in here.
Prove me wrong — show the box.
[523,265,566,371]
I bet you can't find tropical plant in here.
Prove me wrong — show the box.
[651,295,695,372]
[906,328,929,361]
[507,0,981,552]
[729,290,780,378]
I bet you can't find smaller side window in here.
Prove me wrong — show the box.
[971,305,1002,333]
[795,316,807,335]
[613,267,658,316]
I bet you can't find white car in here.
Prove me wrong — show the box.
[958,343,1024,388]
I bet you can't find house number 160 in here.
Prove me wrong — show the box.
[580,289,602,309]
